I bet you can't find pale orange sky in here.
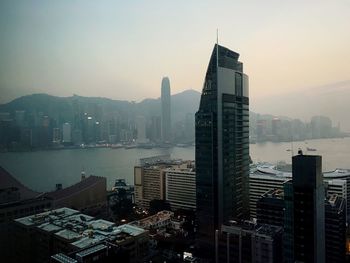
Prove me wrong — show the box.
[1,0,349,109]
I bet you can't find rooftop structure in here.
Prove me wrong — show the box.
[138,154,171,166]
[44,175,106,211]
[13,207,148,262]
[130,210,173,230]
[51,253,77,263]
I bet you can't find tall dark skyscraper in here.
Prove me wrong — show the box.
[292,154,325,263]
[161,77,171,142]
[195,44,250,253]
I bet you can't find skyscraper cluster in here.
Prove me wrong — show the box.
[0,79,176,150]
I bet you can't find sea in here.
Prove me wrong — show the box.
[0,137,349,192]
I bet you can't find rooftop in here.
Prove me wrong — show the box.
[251,162,350,179]
[0,166,40,201]
[130,210,173,229]
[75,244,107,258]
[262,189,284,199]
[15,207,147,249]
[256,224,283,237]
[51,253,77,263]
[45,175,106,201]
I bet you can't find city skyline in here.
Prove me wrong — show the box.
[0,1,349,262]
[1,1,349,111]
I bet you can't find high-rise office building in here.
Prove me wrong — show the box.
[195,44,249,254]
[161,77,171,142]
[292,154,325,263]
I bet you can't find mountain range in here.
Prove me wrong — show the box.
[0,89,201,123]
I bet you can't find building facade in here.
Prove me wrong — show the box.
[325,194,346,263]
[195,44,249,254]
[134,156,195,210]
[165,168,196,211]
[218,223,282,263]
[256,189,284,227]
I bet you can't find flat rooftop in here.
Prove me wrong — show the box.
[14,207,147,250]
[51,253,77,263]
[251,162,350,179]
[130,210,173,229]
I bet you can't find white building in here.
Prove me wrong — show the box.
[165,168,196,210]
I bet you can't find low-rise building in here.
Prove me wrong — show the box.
[13,207,149,263]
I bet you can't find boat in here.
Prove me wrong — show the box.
[110,144,123,149]
[286,149,291,152]
[125,144,137,149]
[307,147,317,151]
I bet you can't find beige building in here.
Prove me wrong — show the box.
[134,156,195,209]
[134,165,165,208]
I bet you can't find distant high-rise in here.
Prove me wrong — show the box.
[62,122,71,143]
[161,77,171,142]
[195,44,250,253]
[136,116,148,144]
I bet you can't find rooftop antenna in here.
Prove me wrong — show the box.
[216,29,219,70]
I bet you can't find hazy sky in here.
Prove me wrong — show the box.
[1,0,350,111]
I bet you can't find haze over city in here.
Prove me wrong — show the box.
[1,0,350,128]
[2,1,350,263]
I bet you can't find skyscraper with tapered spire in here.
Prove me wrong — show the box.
[195,44,250,254]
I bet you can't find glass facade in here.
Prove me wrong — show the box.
[195,44,249,253]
